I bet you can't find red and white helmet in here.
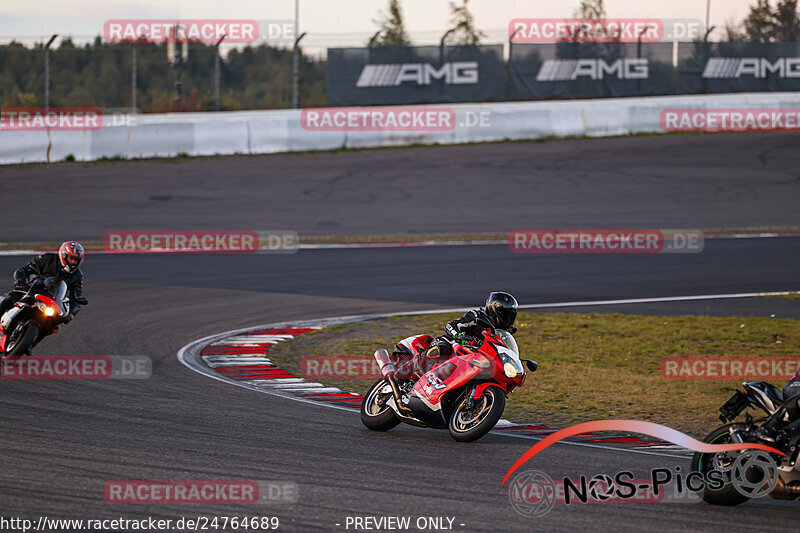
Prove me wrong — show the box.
[58,241,84,273]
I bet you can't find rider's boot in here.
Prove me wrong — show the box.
[413,341,455,378]
[756,424,779,443]
[412,345,443,378]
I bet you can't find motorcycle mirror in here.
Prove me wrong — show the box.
[524,360,538,372]
[75,297,89,306]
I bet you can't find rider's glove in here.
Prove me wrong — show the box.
[460,335,482,348]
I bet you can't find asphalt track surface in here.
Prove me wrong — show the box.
[1,136,800,532]
[1,132,800,243]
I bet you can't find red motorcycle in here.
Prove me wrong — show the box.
[360,328,537,442]
[0,276,87,358]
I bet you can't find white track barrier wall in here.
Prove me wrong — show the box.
[2,92,800,164]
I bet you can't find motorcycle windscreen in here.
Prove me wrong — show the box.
[494,329,524,378]
[42,277,69,316]
[495,329,519,355]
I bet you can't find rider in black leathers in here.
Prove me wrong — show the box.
[786,371,800,399]
[412,292,519,376]
[784,371,800,421]
[0,242,85,326]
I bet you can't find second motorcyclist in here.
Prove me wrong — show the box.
[0,241,85,328]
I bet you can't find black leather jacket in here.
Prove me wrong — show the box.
[443,308,517,342]
[14,253,84,317]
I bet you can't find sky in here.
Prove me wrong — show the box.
[0,0,760,47]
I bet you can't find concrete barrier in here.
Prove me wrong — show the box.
[2,93,799,165]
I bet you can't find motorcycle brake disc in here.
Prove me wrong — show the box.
[712,453,736,473]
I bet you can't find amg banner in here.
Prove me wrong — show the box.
[326,45,504,106]
[509,42,676,99]
[677,42,800,94]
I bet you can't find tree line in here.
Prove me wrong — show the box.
[0,38,327,111]
[1,0,798,111]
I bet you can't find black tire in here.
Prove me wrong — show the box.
[690,425,750,506]
[6,322,39,357]
[360,379,400,432]
[448,385,506,442]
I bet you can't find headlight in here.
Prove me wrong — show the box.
[499,352,524,378]
[503,362,521,379]
[44,307,55,316]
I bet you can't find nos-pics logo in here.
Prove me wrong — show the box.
[507,452,780,518]
[356,62,479,87]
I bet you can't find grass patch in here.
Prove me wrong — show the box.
[266,311,800,436]
[97,154,126,162]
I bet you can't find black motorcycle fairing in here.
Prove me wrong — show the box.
[406,393,448,428]
[744,381,784,415]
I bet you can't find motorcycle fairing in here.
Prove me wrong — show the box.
[744,381,784,415]
[0,305,22,332]
[397,334,433,356]
[35,294,66,317]
[405,394,448,428]
[412,352,492,407]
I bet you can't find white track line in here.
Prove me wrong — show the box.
[518,291,799,309]
[2,231,800,256]
[367,291,798,318]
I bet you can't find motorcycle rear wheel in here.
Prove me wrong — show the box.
[361,379,400,432]
[448,385,505,442]
[690,425,751,506]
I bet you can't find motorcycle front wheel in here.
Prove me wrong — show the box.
[360,379,400,432]
[448,385,505,442]
[690,425,751,506]
[6,322,39,357]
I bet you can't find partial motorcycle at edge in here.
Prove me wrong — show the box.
[692,381,800,505]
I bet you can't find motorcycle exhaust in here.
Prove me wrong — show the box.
[770,477,800,500]
[373,349,396,377]
[373,349,414,418]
